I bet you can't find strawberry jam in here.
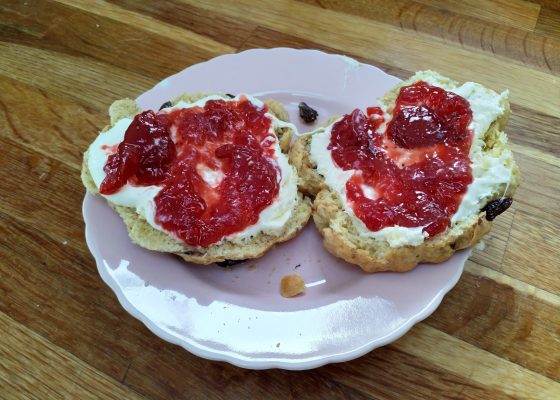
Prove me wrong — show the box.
[100,111,175,194]
[329,81,473,237]
[100,97,280,247]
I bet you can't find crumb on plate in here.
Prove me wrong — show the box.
[280,274,305,298]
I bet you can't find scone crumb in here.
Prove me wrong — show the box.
[280,274,305,298]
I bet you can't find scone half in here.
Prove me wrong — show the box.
[82,93,311,265]
[291,71,520,272]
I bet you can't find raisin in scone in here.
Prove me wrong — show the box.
[290,71,519,272]
[82,93,311,265]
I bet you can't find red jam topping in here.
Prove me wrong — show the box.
[100,111,176,194]
[329,81,474,237]
[100,97,280,247]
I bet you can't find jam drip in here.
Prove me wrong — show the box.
[100,98,280,247]
[329,81,474,237]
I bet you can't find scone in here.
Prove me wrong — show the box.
[291,71,520,272]
[82,93,311,265]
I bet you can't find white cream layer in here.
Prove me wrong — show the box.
[310,72,514,247]
[88,94,298,246]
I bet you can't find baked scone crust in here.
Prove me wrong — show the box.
[290,73,520,272]
[82,94,312,265]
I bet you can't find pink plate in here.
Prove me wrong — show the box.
[83,48,470,370]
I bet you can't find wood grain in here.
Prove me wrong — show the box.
[536,7,560,41]
[391,324,559,399]
[0,41,153,110]
[429,261,560,381]
[0,75,106,169]
[2,0,232,78]
[415,0,541,31]
[298,0,559,76]
[1,0,559,399]
[0,311,147,400]
[107,0,257,48]
[187,0,560,117]
[503,210,560,294]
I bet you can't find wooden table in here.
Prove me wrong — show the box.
[1,1,559,398]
